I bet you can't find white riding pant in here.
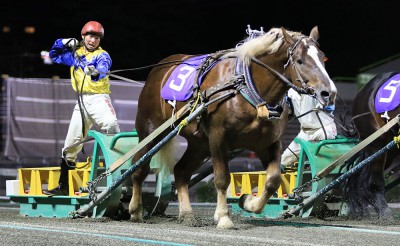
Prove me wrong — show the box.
[62,94,120,162]
[281,123,337,166]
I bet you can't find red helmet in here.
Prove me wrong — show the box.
[81,21,104,39]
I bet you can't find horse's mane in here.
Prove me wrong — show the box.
[224,27,303,65]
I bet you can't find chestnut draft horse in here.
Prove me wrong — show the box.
[346,72,400,219]
[129,26,337,228]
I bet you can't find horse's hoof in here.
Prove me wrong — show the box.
[130,214,143,223]
[238,194,264,213]
[178,214,198,226]
[238,194,248,209]
[380,207,394,221]
[216,216,235,229]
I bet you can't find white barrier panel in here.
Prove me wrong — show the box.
[6,180,19,195]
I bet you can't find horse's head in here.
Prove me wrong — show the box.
[282,26,337,107]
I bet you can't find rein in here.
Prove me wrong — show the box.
[288,107,330,140]
[60,41,115,162]
[106,59,211,84]
[109,59,192,74]
[103,37,315,100]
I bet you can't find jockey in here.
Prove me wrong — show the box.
[44,21,120,196]
[281,88,337,169]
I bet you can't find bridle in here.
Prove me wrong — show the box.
[250,36,316,97]
[284,37,314,93]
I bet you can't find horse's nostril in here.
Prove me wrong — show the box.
[321,91,330,102]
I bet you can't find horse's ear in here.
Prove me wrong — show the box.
[281,27,294,44]
[310,26,319,41]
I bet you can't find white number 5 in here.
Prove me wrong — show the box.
[379,80,400,103]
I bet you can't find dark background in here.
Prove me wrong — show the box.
[1,0,399,81]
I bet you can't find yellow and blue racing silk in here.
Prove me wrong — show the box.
[49,39,112,94]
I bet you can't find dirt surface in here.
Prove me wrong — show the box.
[1,202,400,246]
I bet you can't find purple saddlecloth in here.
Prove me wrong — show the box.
[161,55,208,101]
[375,74,400,113]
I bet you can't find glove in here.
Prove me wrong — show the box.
[84,65,99,76]
[61,38,78,48]
[323,104,335,114]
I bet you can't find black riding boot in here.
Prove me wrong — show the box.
[43,159,76,196]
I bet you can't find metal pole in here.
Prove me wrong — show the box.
[73,104,207,217]
[189,164,214,189]
[282,139,397,219]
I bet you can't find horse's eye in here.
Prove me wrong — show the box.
[296,59,303,65]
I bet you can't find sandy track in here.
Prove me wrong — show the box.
[1,203,400,245]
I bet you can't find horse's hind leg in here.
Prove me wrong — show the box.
[129,147,151,222]
[239,141,282,213]
[174,142,209,225]
[364,151,393,219]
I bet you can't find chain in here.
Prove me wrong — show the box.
[86,172,110,201]
[292,176,320,197]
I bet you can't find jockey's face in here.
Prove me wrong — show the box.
[82,34,101,52]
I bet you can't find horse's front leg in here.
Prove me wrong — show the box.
[209,139,234,229]
[129,155,150,222]
[239,141,282,213]
[213,159,234,229]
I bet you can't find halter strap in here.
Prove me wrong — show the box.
[284,37,315,93]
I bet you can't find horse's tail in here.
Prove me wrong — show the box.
[342,150,373,217]
[150,136,179,180]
